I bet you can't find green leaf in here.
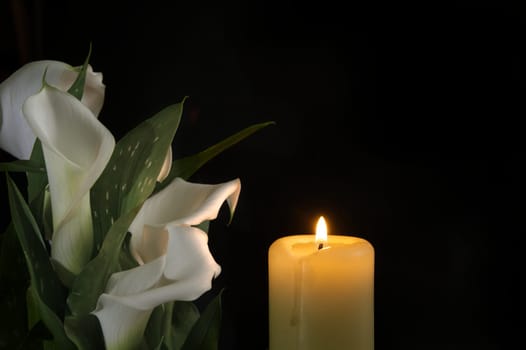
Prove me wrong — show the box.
[63,313,105,350]
[171,301,200,350]
[28,286,64,350]
[143,305,165,350]
[118,232,140,271]
[67,43,92,100]
[181,290,224,350]
[28,184,53,241]
[0,160,46,173]
[24,141,53,261]
[145,300,200,350]
[90,98,185,254]
[16,320,52,350]
[0,223,29,289]
[6,320,66,350]
[157,121,274,192]
[65,206,140,349]
[194,221,210,234]
[50,259,76,289]
[6,175,74,349]
[27,140,47,205]
[26,286,40,329]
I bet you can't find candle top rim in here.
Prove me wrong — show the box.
[270,234,372,246]
[269,234,374,259]
[273,233,368,239]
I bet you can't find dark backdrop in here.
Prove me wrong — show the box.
[1,1,523,349]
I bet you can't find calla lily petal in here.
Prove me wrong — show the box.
[92,294,154,350]
[136,225,169,264]
[129,177,241,261]
[94,256,166,350]
[23,85,115,274]
[161,226,221,297]
[129,226,221,310]
[104,255,167,298]
[0,60,105,159]
[93,256,164,350]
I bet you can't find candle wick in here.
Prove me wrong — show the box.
[318,242,324,250]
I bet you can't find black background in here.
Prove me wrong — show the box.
[1,1,523,349]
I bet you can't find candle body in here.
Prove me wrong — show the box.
[269,235,374,350]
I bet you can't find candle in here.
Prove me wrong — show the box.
[268,216,374,350]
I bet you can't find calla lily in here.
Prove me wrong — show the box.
[93,177,241,350]
[23,84,115,274]
[0,60,104,159]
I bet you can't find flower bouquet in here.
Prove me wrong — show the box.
[0,50,272,349]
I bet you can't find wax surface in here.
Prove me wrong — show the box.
[268,235,374,350]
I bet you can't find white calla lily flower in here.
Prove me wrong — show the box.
[93,177,241,350]
[23,84,115,274]
[0,60,105,159]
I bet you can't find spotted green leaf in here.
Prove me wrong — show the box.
[90,98,185,254]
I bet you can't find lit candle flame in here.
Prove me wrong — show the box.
[315,216,328,243]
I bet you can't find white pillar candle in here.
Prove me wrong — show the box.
[268,216,374,350]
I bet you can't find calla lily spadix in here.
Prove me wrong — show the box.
[93,177,241,350]
[0,60,104,159]
[157,146,172,182]
[23,84,115,274]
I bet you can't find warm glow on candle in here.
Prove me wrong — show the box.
[269,214,375,350]
[315,216,328,243]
